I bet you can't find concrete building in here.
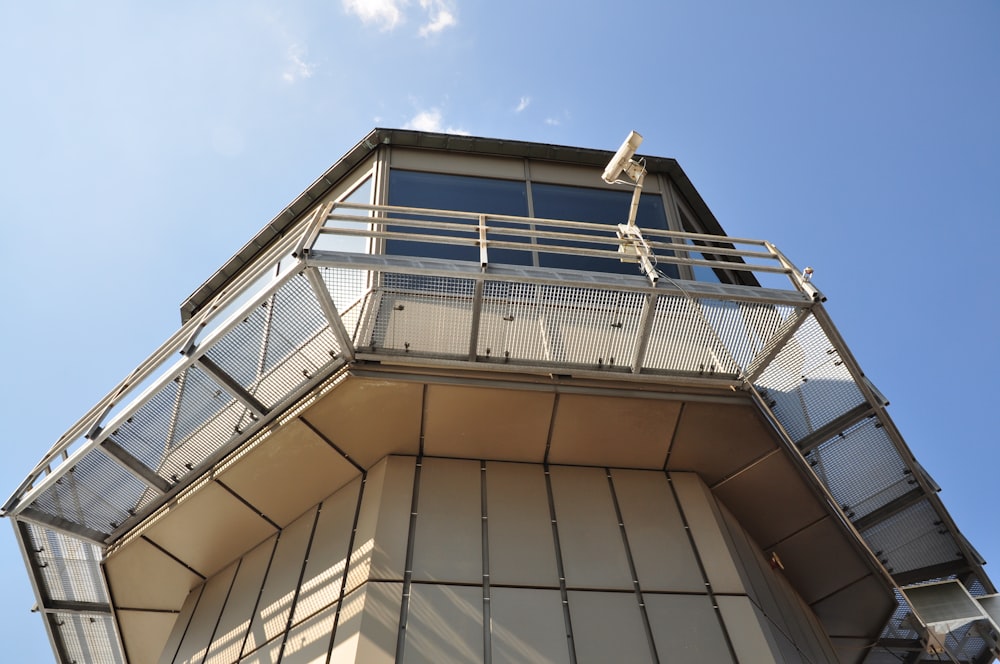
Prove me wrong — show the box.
[4,129,997,663]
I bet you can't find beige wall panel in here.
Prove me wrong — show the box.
[528,161,663,193]
[422,385,553,462]
[716,596,781,664]
[144,481,277,578]
[714,499,784,621]
[713,451,827,549]
[411,458,482,583]
[303,379,422,468]
[203,536,278,664]
[330,582,402,664]
[644,593,732,663]
[346,456,414,592]
[158,586,203,664]
[550,465,632,590]
[292,477,362,626]
[667,402,776,485]
[219,419,360,527]
[105,536,202,611]
[567,591,653,664]
[391,148,525,180]
[670,472,746,595]
[402,583,483,664]
[767,569,831,664]
[243,508,317,653]
[485,462,559,587]
[775,517,870,604]
[118,609,178,664]
[281,603,338,664]
[610,469,704,593]
[173,562,239,664]
[547,394,678,468]
[491,587,569,664]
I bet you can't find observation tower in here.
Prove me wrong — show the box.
[4,129,997,663]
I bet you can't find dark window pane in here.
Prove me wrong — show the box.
[386,170,531,265]
[531,183,678,279]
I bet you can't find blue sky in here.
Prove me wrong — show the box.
[1,1,998,659]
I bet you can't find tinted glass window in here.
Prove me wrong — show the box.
[386,170,531,265]
[531,183,678,279]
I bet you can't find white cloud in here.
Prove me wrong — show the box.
[545,117,560,126]
[343,0,405,31]
[403,108,470,135]
[282,44,314,83]
[418,0,456,36]
[515,96,531,113]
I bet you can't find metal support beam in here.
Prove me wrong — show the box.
[630,292,658,374]
[468,280,485,361]
[195,355,271,418]
[304,266,357,362]
[35,600,112,615]
[98,440,173,494]
[852,488,927,532]
[19,508,109,546]
[795,402,874,453]
[895,560,975,587]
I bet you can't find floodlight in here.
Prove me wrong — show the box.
[602,131,644,184]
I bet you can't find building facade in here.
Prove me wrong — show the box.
[4,129,997,663]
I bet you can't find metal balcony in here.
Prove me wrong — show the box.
[3,201,993,663]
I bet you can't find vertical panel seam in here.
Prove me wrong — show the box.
[325,472,367,664]
[665,472,740,663]
[394,457,422,662]
[196,557,243,664]
[544,464,577,664]
[481,460,492,664]
[167,584,205,664]
[605,469,659,664]
[275,505,323,661]
[236,534,281,661]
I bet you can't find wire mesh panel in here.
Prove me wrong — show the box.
[367,273,476,357]
[753,314,866,442]
[24,522,107,604]
[700,300,799,372]
[204,273,342,410]
[642,295,739,376]
[861,499,962,576]
[806,416,914,522]
[51,612,124,664]
[32,449,149,537]
[319,266,370,343]
[477,283,645,368]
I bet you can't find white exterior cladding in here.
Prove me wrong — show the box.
[156,457,840,664]
[5,129,997,664]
